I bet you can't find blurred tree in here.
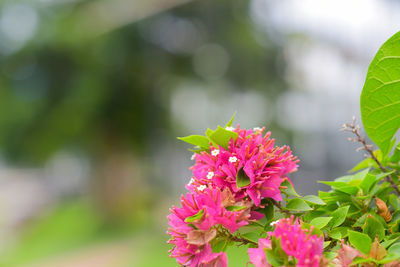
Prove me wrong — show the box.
[0,0,288,225]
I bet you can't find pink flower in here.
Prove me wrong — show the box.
[249,216,323,267]
[271,216,323,267]
[188,126,298,206]
[332,240,362,267]
[248,238,272,267]
[167,188,249,267]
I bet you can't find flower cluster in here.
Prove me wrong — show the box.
[188,126,298,206]
[167,126,298,266]
[167,188,249,266]
[249,216,324,267]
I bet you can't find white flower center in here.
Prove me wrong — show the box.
[211,149,220,156]
[207,171,214,179]
[253,127,261,131]
[229,156,238,163]
[270,220,279,226]
[197,185,206,191]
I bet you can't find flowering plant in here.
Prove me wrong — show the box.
[167,31,400,266]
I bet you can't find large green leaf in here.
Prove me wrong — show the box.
[177,135,210,149]
[361,31,400,155]
[209,126,238,150]
[348,230,372,255]
[329,205,350,228]
[310,217,332,229]
[280,180,300,197]
[363,215,385,241]
[285,198,312,212]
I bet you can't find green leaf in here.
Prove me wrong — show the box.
[381,236,399,249]
[280,179,300,197]
[209,126,238,150]
[390,143,400,163]
[363,215,385,241]
[241,232,263,244]
[350,158,378,172]
[224,112,237,128]
[378,252,400,264]
[329,205,350,228]
[319,181,359,195]
[348,230,372,255]
[351,257,376,265]
[285,198,312,212]
[260,199,274,221]
[226,205,247,211]
[185,209,205,223]
[389,194,399,210]
[329,228,343,240]
[265,250,284,267]
[388,243,400,255]
[205,128,214,138]
[324,251,338,260]
[236,167,251,188]
[211,238,229,253]
[361,31,400,155]
[177,135,210,148]
[310,217,332,229]
[303,195,325,205]
[360,173,378,194]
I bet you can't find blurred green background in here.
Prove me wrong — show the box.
[0,0,399,266]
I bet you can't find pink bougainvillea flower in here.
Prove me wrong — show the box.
[271,216,323,267]
[248,216,323,267]
[248,238,272,267]
[167,188,250,267]
[332,240,362,267]
[188,126,298,206]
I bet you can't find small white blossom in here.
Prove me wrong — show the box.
[188,178,195,185]
[207,171,214,179]
[229,156,238,163]
[225,126,235,131]
[191,153,196,160]
[211,149,220,156]
[270,220,279,226]
[253,127,261,131]
[197,185,207,191]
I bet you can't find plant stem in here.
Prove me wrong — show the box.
[271,199,291,215]
[341,117,400,196]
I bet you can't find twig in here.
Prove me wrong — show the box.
[341,117,400,196]
[271,199,291,215]
[217,226,257,246]
[230,235,258,246]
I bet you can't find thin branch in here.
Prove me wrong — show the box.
[271,199,291,215]
[341,117,400,196]
[230,235,258,246]
[217,226,257,246]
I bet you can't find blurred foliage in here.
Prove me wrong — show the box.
[1,201,102,266]
[0,0,290,265]
[0,0,286,164]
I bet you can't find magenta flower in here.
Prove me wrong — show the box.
[332,240,362,267]
[248,238,272,267]
[248,216,323,267]
[271,216,323,267]
[167,188,249,267]
[188,126,298,206]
